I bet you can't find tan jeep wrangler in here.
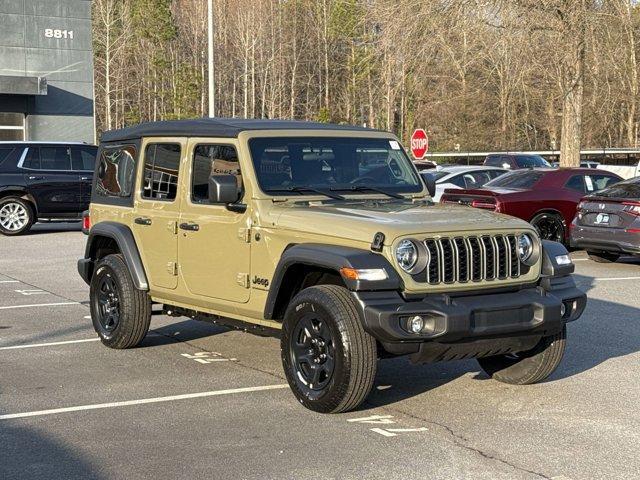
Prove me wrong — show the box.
[78,118,586,413]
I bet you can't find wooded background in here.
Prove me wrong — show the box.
[93,0,640,163]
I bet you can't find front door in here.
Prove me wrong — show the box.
[132,140,184,290]
[178,140,251,303]
[22,145,81,214]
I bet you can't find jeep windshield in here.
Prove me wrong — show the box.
[248,137,423,197]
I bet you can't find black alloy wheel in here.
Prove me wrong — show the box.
[290,314,336,392]
[531,212,565,244]
[96,273,120,332]
[89,254,151,349]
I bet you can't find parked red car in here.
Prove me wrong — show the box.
[440,168,622,244]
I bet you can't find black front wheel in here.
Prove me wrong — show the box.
[90,254,151,349]
[281,285,377,413]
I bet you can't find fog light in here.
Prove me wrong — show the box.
[560,303,567,317]
[408,315,425,334]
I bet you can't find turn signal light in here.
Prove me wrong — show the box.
[339,267,388,281]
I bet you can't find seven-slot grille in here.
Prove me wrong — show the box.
[422,235,520,284]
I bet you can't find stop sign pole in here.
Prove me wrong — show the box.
[410,129,429,159]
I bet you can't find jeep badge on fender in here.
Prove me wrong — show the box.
[78,118,586,414]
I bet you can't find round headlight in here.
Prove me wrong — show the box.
[396,240,419,272]
[518,234,534,264]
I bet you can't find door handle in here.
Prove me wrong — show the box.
[80,176,92,181]
[179,222,200,232]
[27,175,44,180]
[134,217,152,226]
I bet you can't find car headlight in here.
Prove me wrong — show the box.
[518,233,534,265]
[396,240,418,272]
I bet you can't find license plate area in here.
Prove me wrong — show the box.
[470,306,535,335]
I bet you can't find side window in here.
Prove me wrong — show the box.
[463,171,490,188]
[0,147,14,167]
[191,144,241,203]
[565,175,586,193]
[448,174,466,187]
[485,155,501,167]
[586,174,618,193]
[488,170,505,179]
[142,143,181,201]
[71,146,98,171]
[23,147,41,169]
[95,146,137,198]
[40,146,72,170]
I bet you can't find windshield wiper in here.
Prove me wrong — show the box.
[330,185,405,199]
[269,186,345,200]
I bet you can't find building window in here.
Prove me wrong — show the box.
[0,113,25,141]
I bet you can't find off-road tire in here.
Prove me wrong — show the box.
[587,251,620,263]
[476,325,566,385]
[90,254,151,349]
[281,285,377,413]
[0,196,35,236]
[530,212,566,245]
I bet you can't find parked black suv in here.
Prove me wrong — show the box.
[0,142,97,235]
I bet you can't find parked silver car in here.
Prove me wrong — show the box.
[420,165,507,201]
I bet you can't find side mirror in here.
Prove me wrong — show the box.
[208,174,240,204]
[423,175,436,198]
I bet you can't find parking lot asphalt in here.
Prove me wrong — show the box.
[1,223,640,479]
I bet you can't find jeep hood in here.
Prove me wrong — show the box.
[270,199,531,243]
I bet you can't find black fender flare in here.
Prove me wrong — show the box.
[81,221,149,290]
[540,240,574,277]
[264,243,402,320]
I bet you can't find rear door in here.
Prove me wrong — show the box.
[21,145,81,214]
[131,139,184,290]
[71,145,98,210]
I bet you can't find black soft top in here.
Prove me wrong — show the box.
[100,118,376,143]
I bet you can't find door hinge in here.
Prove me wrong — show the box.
[238,228,251,243]
[167,221,178,234]
[167,262,178,276]
[236,273,250,288]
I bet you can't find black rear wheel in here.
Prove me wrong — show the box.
[587,251,620,263]
[90,254,151,349]
[531,212,566,244]
[281,285,377,413]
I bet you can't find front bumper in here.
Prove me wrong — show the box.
[353,275,586,363]
[571,225,640,255]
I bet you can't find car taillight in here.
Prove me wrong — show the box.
[622,202,640,216]
[471,199,497,210]
[82,211,91,234]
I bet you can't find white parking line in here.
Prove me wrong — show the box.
[0,338,100,351]
[0,384,289,420]
[0,280,20,283]
[593,276,640,281]
[0,302,79,310]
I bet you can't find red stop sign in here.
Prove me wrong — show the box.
[410,129,429,159]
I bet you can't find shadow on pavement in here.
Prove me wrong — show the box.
[0,422,103,479]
